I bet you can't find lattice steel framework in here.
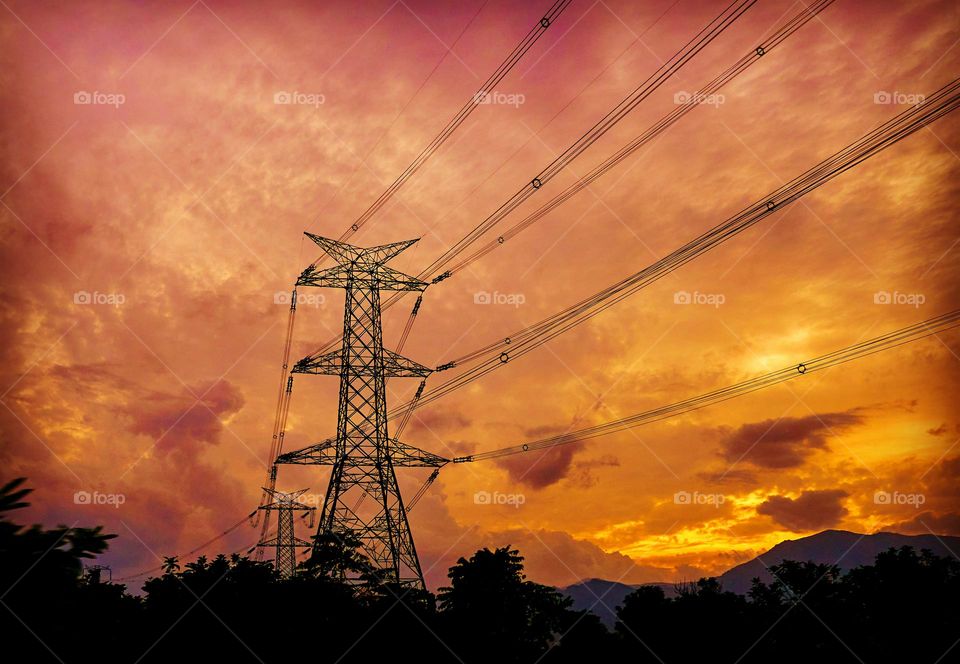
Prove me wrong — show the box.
[277,233,446,589]
[255,487,315,579]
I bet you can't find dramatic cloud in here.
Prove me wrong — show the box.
[405,409,471,436]
[718,412,863,469]
[125,379,245,453]
[487,528,676,586]
[697,469,758,486]
[924,456,960,500]
[495,443,584,489]
[881,511,960,537]
[757,489,850,532]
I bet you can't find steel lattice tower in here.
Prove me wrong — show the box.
[277,233,446,589]
[255,487,315,579]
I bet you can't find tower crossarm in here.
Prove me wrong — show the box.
[297,264,427,292]
[292,347,432,377]
[305,232,418,267]
[258,535,314,548]
[275,438,334,465]
[276,437,448,468]
[384,439,448,467]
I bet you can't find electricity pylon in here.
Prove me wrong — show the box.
[255,487,315,579]
[276,233,446,589]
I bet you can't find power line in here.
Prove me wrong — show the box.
[315,0,575,252]
[453,309,960,462]
[300,0,800,363]
[387,77,960,416]
[307,0,491,240]
[416,0,758,280]
[444,0,836,275]
[257,0,572,557]
[288,77,960,465]
[112,512,259,583]
[292,0,573,389]
[269,5,958,534]
[252,289,298,555]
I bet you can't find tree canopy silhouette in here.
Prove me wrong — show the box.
[1,477,957,664]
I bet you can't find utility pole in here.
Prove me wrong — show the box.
[255,487,316,579]
[276,233,446,589]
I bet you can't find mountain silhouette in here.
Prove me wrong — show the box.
[718,529,960,594]
[559,579,675,626]
[560,529,960,624]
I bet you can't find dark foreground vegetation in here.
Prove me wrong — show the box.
[2,478,957,663]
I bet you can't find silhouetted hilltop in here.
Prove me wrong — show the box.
[559,578,675,626]
[718,529,960,594]
[560,529,960,624]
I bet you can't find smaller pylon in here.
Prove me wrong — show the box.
[255,487,316,579]
[82,564,111,584]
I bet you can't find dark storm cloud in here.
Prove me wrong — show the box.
[124,379,244,453]
[757,489,850,532]
[882,511,960,536]
[405,409,471,435]
[718,412,863,469]
[496,443,584,489]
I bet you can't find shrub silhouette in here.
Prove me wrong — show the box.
[1,477,957,664]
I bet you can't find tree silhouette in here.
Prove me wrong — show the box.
[439,546,576,663]
[300,530,371,581]
[161,555,179,574]
[0,478,132,663]
[2,477,958,664]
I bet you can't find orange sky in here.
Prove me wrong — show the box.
[1,0,959,590]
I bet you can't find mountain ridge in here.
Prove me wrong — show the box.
[559,529,960,626]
